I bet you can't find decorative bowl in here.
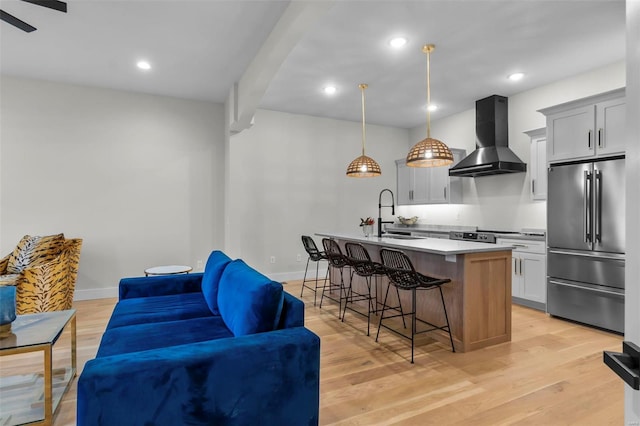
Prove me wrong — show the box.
[398,216,418,225]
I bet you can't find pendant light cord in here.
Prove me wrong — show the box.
[424,44,434,140]
[360,83,368,156]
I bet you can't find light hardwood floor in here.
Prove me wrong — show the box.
[5,280,625,425]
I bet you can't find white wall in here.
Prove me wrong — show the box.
[0,76,226,299]
[625,0,640,421]
[228,109,408,280]
[0,60,629,295]
[401,61,626,231]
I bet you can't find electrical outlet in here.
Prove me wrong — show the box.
[296,254,302,262]
[270,256,276,264]
[196,260,203,270]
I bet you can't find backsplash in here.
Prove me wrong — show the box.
[396,202,546,232]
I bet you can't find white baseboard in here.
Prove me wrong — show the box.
[267,270,308,282]
[74,287,118,301]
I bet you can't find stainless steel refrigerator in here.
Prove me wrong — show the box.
[547,156,625,333]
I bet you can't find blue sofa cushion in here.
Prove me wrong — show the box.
[201,250,232,315]
[218,260,284,336]
[106,292,212,329]
[97,317,233,357]
[78,327,320,426]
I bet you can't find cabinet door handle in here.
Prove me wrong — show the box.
[519,258,523,276]
[513,257,518,275]
[598,128,603,148]
[532,179,535,194]
[588,130,592,148]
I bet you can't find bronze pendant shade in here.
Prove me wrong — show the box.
[406,44,454,167]
[347,84,381,177]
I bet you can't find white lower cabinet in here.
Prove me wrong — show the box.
[497,238,546,311]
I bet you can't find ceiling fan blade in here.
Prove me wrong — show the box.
[0,9,36,32]
[20,0,67,13]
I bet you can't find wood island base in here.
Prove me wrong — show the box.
[327,237,512,353]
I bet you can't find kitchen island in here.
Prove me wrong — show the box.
[316,233,514,352]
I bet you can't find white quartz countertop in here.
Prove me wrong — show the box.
[316,232,514,256]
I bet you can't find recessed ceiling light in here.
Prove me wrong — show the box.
[423,104,438,112]
[508,72,524,81]
[323,85,337,95]
[137,60,152,71]
[389,37,408,48]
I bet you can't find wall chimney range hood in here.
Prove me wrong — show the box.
[449,95,527,177]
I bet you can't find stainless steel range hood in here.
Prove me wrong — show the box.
[449,95,527,177]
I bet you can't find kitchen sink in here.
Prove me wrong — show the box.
[383,235,427,240]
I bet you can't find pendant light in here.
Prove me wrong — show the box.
[346,83,382,177]
[406,44,454,167]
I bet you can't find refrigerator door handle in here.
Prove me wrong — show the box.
[595,169,602,243]
[548,248,625,261]
[584,170,592,243]
[548,279,624,297]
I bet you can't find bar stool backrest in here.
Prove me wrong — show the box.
[380,248,420,290]
[345,242,371,263]
[301,235,325,262]
[345,242,377,276]
[322,238,348,268]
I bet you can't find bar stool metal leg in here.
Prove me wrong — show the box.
[300,255,328,306]
[377,248,455,363]
[300,235,329,307]
[439,286,455,352]
[319,264,345,318]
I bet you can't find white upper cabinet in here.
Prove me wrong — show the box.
[396,148,465,205]
[539,88,625,163]
[525,128,547,201]
[396,161,430,205]
[596,97,626,156]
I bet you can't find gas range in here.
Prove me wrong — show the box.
[449,230,521,244]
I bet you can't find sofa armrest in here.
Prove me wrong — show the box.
[279,291,305,329]
[0,253,10,274]
[77,327,320,426]
[118,273,204,300]
[18,256,71,313]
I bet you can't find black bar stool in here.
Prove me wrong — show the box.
[320,238,350,319]
[377,248,455,363]
[342,242,386,336]
[300,235,328,306]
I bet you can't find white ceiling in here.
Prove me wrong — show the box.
[0,0,626,129]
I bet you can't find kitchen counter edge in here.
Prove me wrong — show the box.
[316,232,514,256]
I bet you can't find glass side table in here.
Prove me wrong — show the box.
[144,265,192,276]
[0,310,76,426]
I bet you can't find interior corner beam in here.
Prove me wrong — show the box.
[0,9,37,32]
[20,0,67,13]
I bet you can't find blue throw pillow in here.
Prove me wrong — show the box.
[201,251,232,315]
[217,260,284,336]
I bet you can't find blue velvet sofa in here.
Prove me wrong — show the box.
[77,251,320,426]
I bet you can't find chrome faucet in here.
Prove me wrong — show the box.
[378,189,395,237]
